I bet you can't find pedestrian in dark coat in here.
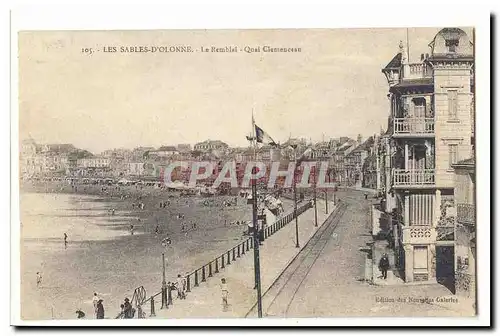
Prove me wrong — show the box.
[379,253,390,280]
[96,299,105,319]
[123,298,133,318]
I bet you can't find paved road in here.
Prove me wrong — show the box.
[246,202,348,317]
[249,190,471,318]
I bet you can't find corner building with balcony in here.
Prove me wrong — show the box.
[381,28,474,284]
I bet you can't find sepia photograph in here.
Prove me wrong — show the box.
[9,6,491,328]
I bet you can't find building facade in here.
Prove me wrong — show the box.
[381,28,474,284]
[453,158,475,299]
[193,140,229,152]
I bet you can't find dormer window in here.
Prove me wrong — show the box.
[445,39,459,53]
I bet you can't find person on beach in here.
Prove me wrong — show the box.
[63,233,68,248]
[92,292,99,316]
[96,299,105,319]
[36,272,42,288]
[155,225,160,235]
[162,237,172,249]
[220,278,228,310]
[130,224,134,235]
[111,209,115,216]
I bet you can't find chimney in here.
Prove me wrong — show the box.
[425,53,429,59]
[357,134,362,144]
[420,53,424,61]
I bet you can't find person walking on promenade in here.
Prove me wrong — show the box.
[176,274,186,299]
[123,298,133,318]
[364,192,368,200]
[92,292,99,317]
[167,282,175,305]
[220,278,229,311]
[96,299,105,319]
[36,272,42,288]
[379,253,390,280]
[75,309,86,319]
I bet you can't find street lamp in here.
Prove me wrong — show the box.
[313,165,318,227]
[161,253,167,309]
[292,145,300,248]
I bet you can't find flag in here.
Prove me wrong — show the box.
[255,124,277,146]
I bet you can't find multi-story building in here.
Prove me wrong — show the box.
[177,144,192,153]
[330,138,356,184]
[381,28,474,284]
[148,146,179,159]
[453,157,475,299]
[20,139,78,177]
[193,140,229,152]
[344,136,373,187]
[362,135,382,191]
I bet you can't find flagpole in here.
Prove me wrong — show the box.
[251,111,263,318]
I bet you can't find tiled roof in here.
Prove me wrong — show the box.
[158,146,177,151]
[384,53,402,69]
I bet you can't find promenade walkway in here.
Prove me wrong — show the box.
[261,190,473,318]
[151,199,335,318]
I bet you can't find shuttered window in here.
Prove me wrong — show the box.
[448,90,458,119]
[449,144,458,168]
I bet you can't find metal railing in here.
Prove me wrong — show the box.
[393,118,435,135]
[125,200,313,318]
[393,169,435,187]
[457,203,475,225]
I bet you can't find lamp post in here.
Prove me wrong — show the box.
[161,253,167,309]
[313,165,318,227]
[251,165,263,317]
[293,147,300,248]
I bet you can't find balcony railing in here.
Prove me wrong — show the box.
[457,203,475,225]
[402,225,436,244]
[406,63,433,79]
[393,169,435,187]
[393,118,435,136]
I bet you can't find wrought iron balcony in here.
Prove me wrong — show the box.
[457,203,475,226]
[393,118,435,136]
[393,169,435,188]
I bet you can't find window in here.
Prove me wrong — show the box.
[449,144,458,168]
[446,39,459,53]
[448,90,458,119]
[413,98,426,118]
[413,246,428,272]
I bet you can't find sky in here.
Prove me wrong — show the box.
[18,27,473,154]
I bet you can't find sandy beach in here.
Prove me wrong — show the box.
[20,180,293,320]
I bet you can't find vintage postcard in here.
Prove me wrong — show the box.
[12,23,485,326]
